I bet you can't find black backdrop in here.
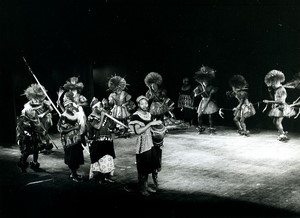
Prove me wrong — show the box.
[2,0,300,143]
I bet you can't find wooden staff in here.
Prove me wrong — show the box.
[22,57,62,117]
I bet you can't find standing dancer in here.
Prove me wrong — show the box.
[21,84,54,153]
[263,70,295,141]
[145,72,169,123]
[178,77,195,126]
[57,96,84,182]
[16,108,44,173]
[193,66,218,134]
[86,97,116,184]
[129,96,162,196]
[60,76,88,145]
[227,75,256,136]
[107,75,132,138]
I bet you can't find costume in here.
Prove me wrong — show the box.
[178,78,194,125]
[145,72,169,122]
[268,86,295,118]
[87,97,116,184]
[57,99,84,182]
[16,109,44,172]
[21,84,53,152]
[264,70,295,141]
[129,96,161,196]
[59,77,88,136]
[108,75,132,137]
[193,66,218,134]
[227,75,256,136]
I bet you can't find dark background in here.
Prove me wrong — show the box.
[1,0,300,143]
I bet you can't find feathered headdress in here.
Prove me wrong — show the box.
[194,65,216,83]
[63,76,84,91]
[229,75,248,89]
[144,72,163,87]
[107,75,127,92]
[23,83,46,100]
[264,70,285,86]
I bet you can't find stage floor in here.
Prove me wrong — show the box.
[1,126,300,217]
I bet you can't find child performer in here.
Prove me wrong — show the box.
[22,83,54,153]
[16,108,44,173]
[107,75,132,138]
[129,95,162,196]
[178,77,195,126]
[193,66,218,134]
[227,75,256,136]
[57,95,84,182]
[263,70,295,141]
[86,97,116,184]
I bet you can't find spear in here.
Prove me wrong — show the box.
[22,57,62,117]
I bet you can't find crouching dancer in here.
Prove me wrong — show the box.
[129,95,162,196]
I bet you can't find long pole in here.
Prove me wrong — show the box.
[22,57,62,117]
[103,112,129,129]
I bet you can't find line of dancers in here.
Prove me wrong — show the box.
[16,68,300,196]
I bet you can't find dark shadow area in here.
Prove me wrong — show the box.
[0,158,299,218]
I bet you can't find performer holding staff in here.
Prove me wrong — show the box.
[86,97,116,184]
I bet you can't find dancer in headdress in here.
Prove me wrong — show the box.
[193,65,218,134]
[145,72,170,123]
[178,77,195,126]
[59,76,88,145]
[107,75,132,138]
[57,94,84,182]
[21,83,54,153]
[226,75,256,136]
[263,70,295,141]
[16,108,44,173]
[129,95,162,196]
[86,97,116,184]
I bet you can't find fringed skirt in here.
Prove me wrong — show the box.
[268,104,296,118]
[111,105,130,120]
[234,103,256,118]
[197,98,218,115]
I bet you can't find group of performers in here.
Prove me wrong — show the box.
[178,66,300,142]
[16,66,300,195]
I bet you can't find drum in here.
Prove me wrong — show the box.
[151,123,167,141]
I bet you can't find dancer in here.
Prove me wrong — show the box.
[21,83,54,153]
[145,72,170,123]
[59,76,88,145]
[16,108,44,173]
[129,95,162,196]
[107,75,132,138]
[178,77,195,126]
[263,70,295,141]
[57,95,84,182]
[193,65,218,134]
[227,75,256,136]
[86,97,116,184]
